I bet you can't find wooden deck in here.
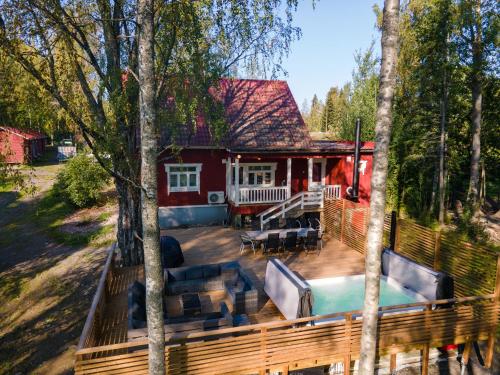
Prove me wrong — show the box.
[96,227,365,347]
[75,200,500,374]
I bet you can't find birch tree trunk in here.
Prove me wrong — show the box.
[467,0,483,213]
[137,0,165,373]
[358,0,400,374]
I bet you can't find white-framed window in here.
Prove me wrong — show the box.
[231,163,276,187]
[165,163,202,194]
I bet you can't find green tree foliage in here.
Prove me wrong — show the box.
[0,0,300,265]
[387,0,499,220]
[343,45,379,140]
[303,94,324,131]
[321,86,348,137]
[55,154,110,208]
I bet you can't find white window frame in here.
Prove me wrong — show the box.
[231,162,277,187]
[165,163,202,194]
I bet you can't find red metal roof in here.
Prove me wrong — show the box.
[0,126,47,140]
[161,79,374,153]
[163,78,311,151]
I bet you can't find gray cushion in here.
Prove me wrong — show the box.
[130,302,146,321]
[129,281,146,308]
[203,264,220,278]
[185,266,204,280]
[168,269,185,282]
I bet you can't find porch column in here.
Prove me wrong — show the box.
[286,158,292,199]
[307,158,313,191]
[234,157,240,206]
[225,157,231,198]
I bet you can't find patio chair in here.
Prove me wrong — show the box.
[283,231,298,252]
[240,234,256,255]
[303,230,321,255]
[264,233,281,254]
[309,218,324,238]
[286,218,301,229]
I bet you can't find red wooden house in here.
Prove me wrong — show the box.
[0,126,48,164]
[157,78,373,228]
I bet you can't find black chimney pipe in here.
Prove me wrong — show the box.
[351,118,361,201]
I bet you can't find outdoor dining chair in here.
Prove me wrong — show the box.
[264,233,281,255]
[286,218,301,229]
[269,218,280,230]
[240,234,256,255]
[283,231,298,252]
[309,218,324,238]
[303,230,322,255]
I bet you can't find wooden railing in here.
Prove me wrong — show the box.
[74,294,499,374]
[228,185,289,205]
[76,243,116,351]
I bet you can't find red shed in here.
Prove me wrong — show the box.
[0,126,48,164]
[157,78,374,228]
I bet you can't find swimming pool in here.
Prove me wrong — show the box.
[308,274,427,316]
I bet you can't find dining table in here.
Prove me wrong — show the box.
[245,227,313,242]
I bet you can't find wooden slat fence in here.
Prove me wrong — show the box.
[74,295,499,375]
[324,198,369,254]
[323,198,500,298]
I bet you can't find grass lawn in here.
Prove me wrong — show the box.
[0,155,116,374]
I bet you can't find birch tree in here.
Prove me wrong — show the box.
[358,0,400,374]
[0,0,300,266]
[136,0,165,373]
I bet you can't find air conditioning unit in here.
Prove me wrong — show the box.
[208,191,225,204]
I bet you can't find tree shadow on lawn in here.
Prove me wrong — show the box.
[0,248,106,375]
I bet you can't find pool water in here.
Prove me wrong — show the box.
[309,275,425,315]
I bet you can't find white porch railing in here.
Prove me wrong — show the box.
[228,186,289,205]
[323,184,341,199]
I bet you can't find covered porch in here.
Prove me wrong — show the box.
[225,153,344,206]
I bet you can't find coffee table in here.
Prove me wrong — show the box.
[181,292,202,316]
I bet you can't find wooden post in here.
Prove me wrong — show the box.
[225,157,231,198]
[462,341,472,367]
[340,199,346,243]
[344,313,352,375]
[389,211,397,250]
[485,255,500,367]
[421,344,430,375]
[433,231,441,271]
[390,353,397,374]
[394,219,401,252]
[485,334,495,368]
[260,327,267,375]
[286,158,292,199]
[307,158,313,191]
[234,157,240,207]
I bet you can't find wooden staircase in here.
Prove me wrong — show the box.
[256,191,324,230]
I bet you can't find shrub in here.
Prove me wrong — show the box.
[55,154,110,207]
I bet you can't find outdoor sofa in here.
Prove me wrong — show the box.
[164,261,258,313]
[127,280,250,341]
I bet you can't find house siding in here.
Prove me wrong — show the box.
[156,149,373,227]
[0,129,47,164]
[157,149,227,207]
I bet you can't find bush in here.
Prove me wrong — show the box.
[55,154,110,207]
